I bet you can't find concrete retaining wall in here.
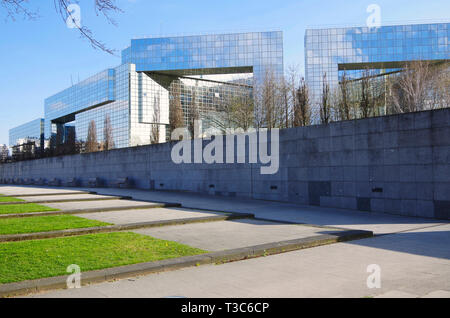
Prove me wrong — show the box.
[1,108,449,219]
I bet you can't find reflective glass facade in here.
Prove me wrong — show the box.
[8,31,283,151]
[9,118,44,147]
[74,64,131,148]
[305,22,450,117]
[122,32,284,83]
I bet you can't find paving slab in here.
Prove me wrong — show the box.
[68,187,447,235]
[44,199,165,211]
[79,207,230,225]
[29,224,450,298]
[0,186,90,197]
[14,193,123,203]
[134,219,344,251]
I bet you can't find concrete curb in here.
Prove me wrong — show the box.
[0,196,133,205]
[0,213,254,242]
[0,229,373,297]
[0,202,182,219]
[0,191,97,198]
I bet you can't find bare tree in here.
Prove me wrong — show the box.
[293,78,311,127]
[85,120,98,153]
[337,71,351,121]
[388,60,448,114]
[169,84,185,139]
[231,93,254,132]
[103,114,114,150]
[359,69,375,118]
[1,0,122,55]
[279,72,293,129]
[188,87,200,139]
[150,95,161,144]
[320,73,331,124]
[430,63,450,109]
[256,69,283,129]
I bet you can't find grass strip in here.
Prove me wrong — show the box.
[0,197,25,203]
[0,232,206,284]
[0,203,58,215]
[0,215,110,235]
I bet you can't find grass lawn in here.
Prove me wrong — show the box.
[0,197,25,203]
[0,232,207,284]
[0,215,110,235]
[0,203,58,215]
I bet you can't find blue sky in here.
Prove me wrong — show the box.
[0,0,449,145]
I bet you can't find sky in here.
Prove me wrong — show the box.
[0,0,449,145]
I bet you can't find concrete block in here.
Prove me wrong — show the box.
[399,183,417,200]
[329,167,344,181]
[317,138,331,152]
[355,166,369,181]
[355,118,370,134]
[415,165,433,182]
[383,131,399,148]
[368,117,384,133]
[307,125,330,139]
[399,148,428,165]
[384,199,401,214]
[368,133,384,149]
[433,165,450,182]
[369,166,384,182]
[340,197,357,210]
[398,131,417,147]
[383,148,399,165]
[342,166,356,182]
[331,182,356,197]
[414,111,432,130]
[371,199,385,212]
[433,146,450,165]
[356,182,371,198]
[368,149,384,165]
[288,181,308,198]
[416,182,434,200]
[434,201,450,220]
[415,200,435,218]
[414,129,432,147]
[398,113,415,131]
[401,200,417,217]
[431,108,450,128]
[383,166,400,182]
[399,165,416,182]
[357,197,371,212]
[382,115,399,131]
[309,181,331,206]
[355,150,369,166]
[288,167,308,181]
[432,127,450,146]
[355,134,369,150]
[320,196,339,208]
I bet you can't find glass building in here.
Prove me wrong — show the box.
[10,31,283,150]
[305,22,449,118]
[9,118,44,148]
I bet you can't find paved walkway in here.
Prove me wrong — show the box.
[134,219,343,251]
[66,187,446,235]
[44,199,163,211]
[16,193,118,202]
[2,186,448,298]
[30,224,450,298]
[80,207,231,225]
